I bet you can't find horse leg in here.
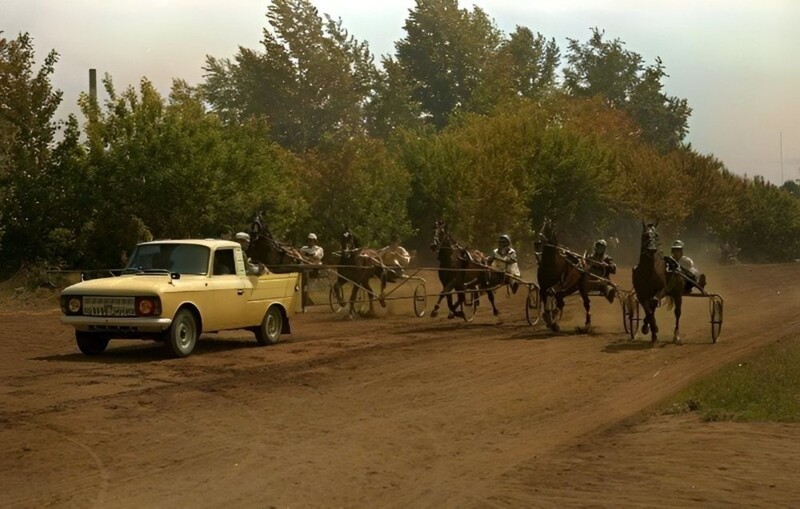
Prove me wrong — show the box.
[431,280,457,319]
[550,294,565,332]
[452,286,467,319]
[541,287,552,328]
[348,283,360,318]
[334,277,346,307]
[378,270,387,308]
[430,288,447,318]
[641,298,650,335]
[649,299,660,336]
[579,285,591,331]
[487,289,499,316]
[366,280,376,315]
[673,295,683,344]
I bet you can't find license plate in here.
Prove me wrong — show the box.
[83,296,136,317]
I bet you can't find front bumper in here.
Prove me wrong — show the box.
[61,315,172,333]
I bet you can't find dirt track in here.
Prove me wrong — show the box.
[2,264,800,507]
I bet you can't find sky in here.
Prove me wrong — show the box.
[2,0,798,183]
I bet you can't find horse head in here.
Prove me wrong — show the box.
[341,226,360,252]
[640,221,660,254]
[538,217,558,246]
[249,212,273,241]
[431,220,449,252]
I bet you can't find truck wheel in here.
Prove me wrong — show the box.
[165,309,198,357]
[255,306,283,345]
[76,331,109,356]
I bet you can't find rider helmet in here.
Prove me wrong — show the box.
[308,233,318,241]
[235,232,251,242]
[671,240,684,250]
[498,234,511,245]
[594,239,607,253]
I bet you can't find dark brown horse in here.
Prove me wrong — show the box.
[332,227,387,316]
[536,217,591,332]
[632,221,684,343]
[429,220,502,319]
[247,215,314,273]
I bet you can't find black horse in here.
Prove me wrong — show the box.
[632,221,684,343]
[332,227,386,317]
[247,215,313,273]
[535,217,591,332]
[429,220,501,319]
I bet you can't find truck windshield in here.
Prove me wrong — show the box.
[125,244,210,275]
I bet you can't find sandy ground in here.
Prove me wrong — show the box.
[1,264,799,508]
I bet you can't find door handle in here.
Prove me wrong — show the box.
[237,289,244,295]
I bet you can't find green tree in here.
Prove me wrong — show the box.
[365,56,425,139]
[563,28,690,152]
[202,0,378,152]
[781,179,800,197]
[473,26,560,111]
[395,0,502,129]
[299,136,412,249]
[736,177,800,262]
[0,32,68,273]
[76,76,307,267]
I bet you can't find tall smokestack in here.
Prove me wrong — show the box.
[89,68,97,104]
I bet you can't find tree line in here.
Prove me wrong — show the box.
[2,0,800,279]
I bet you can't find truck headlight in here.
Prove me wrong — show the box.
[67,297,82,314]
[136,297,161,316]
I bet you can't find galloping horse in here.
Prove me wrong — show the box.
[247,215,314,273]
[536,217,591,332]
[429,220,502,319]
[632,221,684,343]
[332,227,387,316]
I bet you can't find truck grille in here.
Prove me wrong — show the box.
[83,296,136,317]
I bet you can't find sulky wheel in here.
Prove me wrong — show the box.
[710,294,724,343]
[622,293,640,340]
[329,283,346,313]
[413,282,427,317]
[462,290,479,323]
[525,285,541,326]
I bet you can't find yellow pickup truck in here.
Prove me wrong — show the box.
[60,239,301,357]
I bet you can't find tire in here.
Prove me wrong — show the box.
[462,291,478,323]
[413,282,427,317]
[165,308,198,357]
[255,305,284,345]
[623,294,639,340]
[525,286,541,326]
[329,284,346,313]
[75,331,109,356]
[710,295,723,343]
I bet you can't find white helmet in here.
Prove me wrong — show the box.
[671,240,684,249]
[235,232,251,242]
[308,233,318,241]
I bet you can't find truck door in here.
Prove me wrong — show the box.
[209,247,250,330]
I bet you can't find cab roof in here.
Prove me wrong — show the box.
[137,239,241,250]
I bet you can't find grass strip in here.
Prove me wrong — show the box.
[668,338,800,422]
